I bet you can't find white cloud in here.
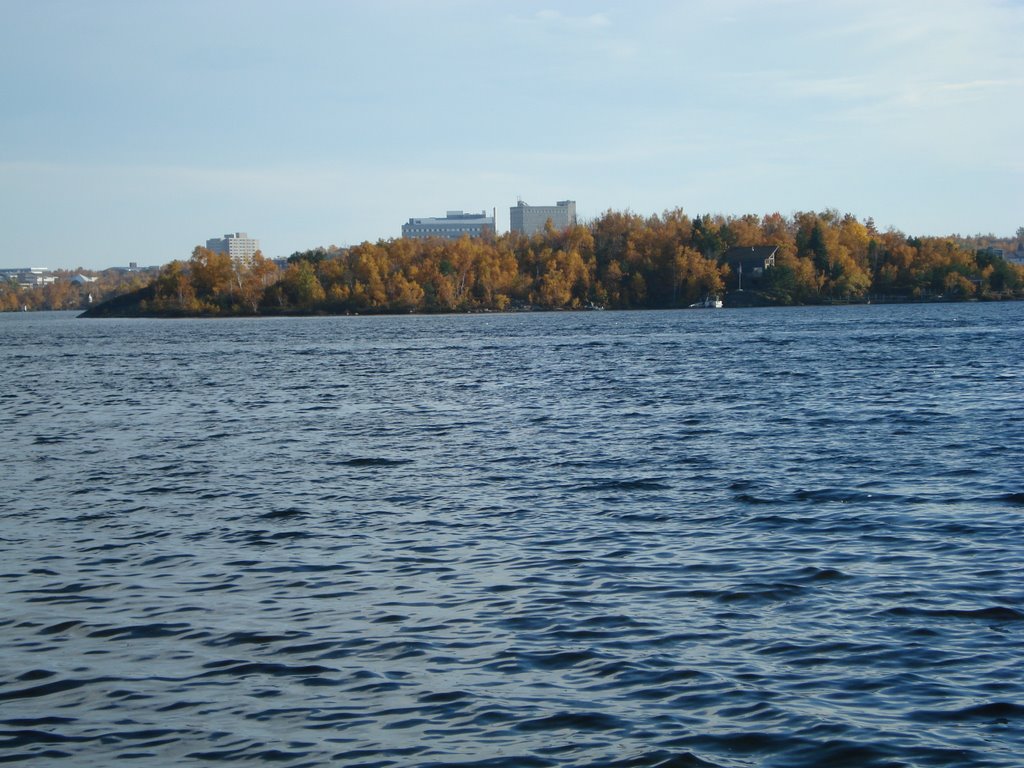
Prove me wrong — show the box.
[506,8,635,61]
[533,10,612,29]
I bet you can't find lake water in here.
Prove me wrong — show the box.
[1,304,1022,767]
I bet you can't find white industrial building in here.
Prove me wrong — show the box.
[402,211,495,240]
[206,232,260,266]
[509,200,577,236]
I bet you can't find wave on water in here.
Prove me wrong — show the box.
[2,305,1023,766]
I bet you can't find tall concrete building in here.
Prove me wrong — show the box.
[509,199,577,236]
[206,232,259,266]
[402,211,495,240]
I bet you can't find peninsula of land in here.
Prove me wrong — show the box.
[48,209,1024,317]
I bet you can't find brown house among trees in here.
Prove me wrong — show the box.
[722,245,778,290]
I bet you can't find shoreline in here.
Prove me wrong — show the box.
[74,291,1023,320]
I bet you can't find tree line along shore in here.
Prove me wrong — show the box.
[0,268,157,313]
[26,209,1024,317]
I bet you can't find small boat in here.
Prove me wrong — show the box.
[689,296,723,309]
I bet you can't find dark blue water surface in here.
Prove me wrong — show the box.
[1,304,1022,767]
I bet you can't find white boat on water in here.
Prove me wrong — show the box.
[689,296,723,309]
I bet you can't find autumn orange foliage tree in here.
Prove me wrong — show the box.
[36,210,1024,316]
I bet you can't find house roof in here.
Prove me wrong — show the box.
[722,245,778,271]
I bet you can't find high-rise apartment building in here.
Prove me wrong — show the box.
[401,211,495,240]
[206,232,260,266]
[509,200,577,236]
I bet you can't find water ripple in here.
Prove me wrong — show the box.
[1,305,1023,766]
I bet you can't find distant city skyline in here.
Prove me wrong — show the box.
[1,0,1022,270]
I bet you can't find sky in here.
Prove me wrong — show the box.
[1,0,1022,270]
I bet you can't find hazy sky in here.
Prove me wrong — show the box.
[2,0,1022,270]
